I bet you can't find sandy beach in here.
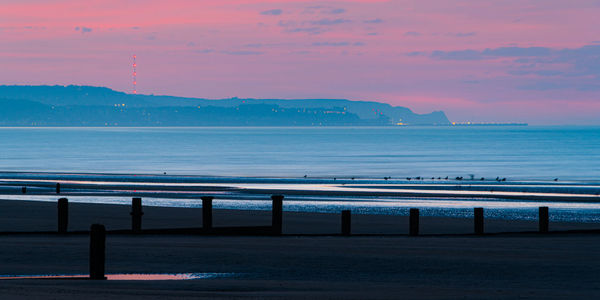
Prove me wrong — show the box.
[0,199,598,299]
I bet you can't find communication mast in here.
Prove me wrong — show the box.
[132,54,137,94]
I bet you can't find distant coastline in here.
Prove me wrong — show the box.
[0,85,451,126]
[0,85,534,127]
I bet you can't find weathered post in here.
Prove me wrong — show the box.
[201,196,214,229]
[409,208,419,236]
[56,183,61,194]
[130,197,143,233]
[57,198,68,233]
[271,195,284,235]
[341,210,351,236]
[474,207,484,235]
[21,186,26,194]
[89,224,106,280]
[539,206,549,233]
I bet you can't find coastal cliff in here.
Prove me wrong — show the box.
[0,85,450,126]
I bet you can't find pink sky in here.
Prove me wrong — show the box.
[1,0,599,124]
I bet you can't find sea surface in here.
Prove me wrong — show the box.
[0,126,599,222]
[0,126,598,180]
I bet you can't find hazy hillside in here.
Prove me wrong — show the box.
[0,85,450,126]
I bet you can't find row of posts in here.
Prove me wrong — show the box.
[36,182,552,236]
[56,195,284,234]
[341,207,550,236]
[57,196,551,235]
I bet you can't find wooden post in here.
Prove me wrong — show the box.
[57,198,68,233]
[271,195,284,235]
[341,210,351,236]
[56,183,60,194]
[89,224,106,280]
[474,207,484,235]
[409,208,419,236]
[201,196,214,229]
[130,197,144,233]
[539,206,549,233]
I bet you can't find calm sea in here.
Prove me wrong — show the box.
[0,126,598,180]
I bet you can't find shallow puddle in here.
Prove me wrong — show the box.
[0,273,235,280]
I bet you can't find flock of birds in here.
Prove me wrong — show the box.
[301,175,560,182]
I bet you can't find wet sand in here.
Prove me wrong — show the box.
[0,200,598,299]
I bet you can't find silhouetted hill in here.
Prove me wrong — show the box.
[0,85,450,126]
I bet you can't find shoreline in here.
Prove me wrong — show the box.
[1,172,599,200]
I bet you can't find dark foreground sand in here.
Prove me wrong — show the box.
[0,199,598,299]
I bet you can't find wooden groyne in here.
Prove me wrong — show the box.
[0,195,593,237]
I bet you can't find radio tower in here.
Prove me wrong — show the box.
[132,54,137,94]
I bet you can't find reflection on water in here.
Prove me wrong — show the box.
[1,194,600,223]
[0,273,235,280]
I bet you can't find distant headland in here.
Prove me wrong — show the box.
[0,85,453,126]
